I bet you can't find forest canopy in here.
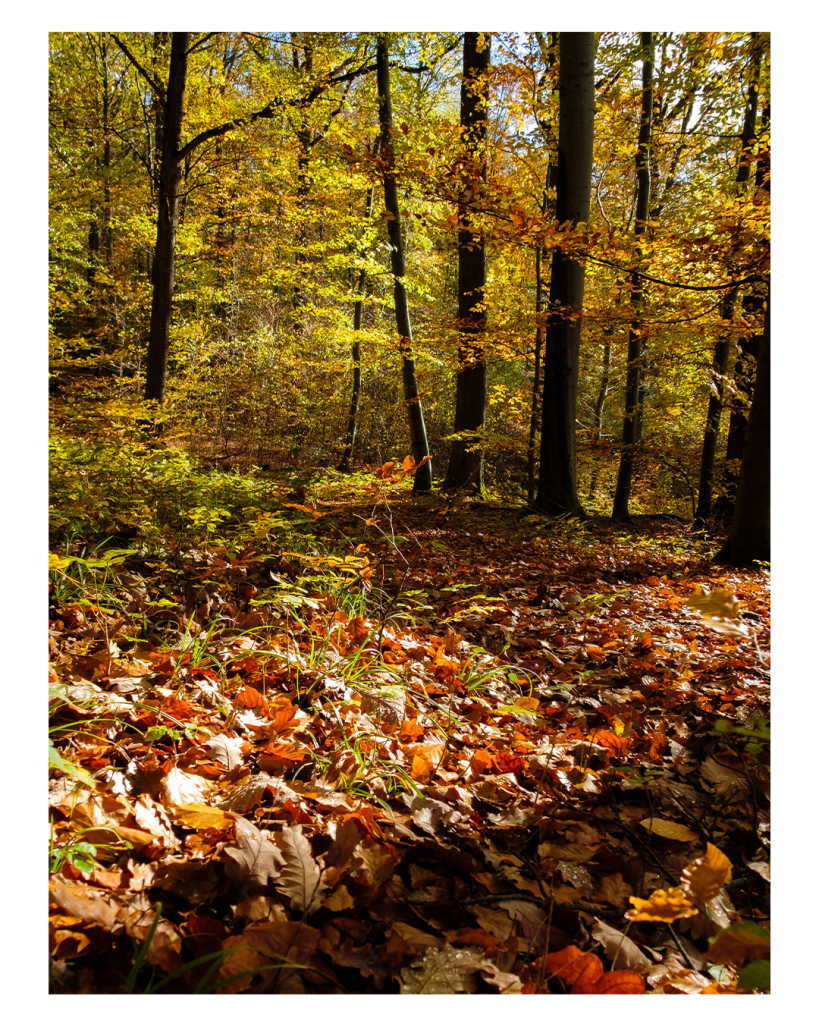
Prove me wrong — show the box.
[49,30,770,550]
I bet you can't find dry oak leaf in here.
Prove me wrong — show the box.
[596,872,634,909]
[591,917,652,971]
[544,945,604,989]
[274,823,328,914]
[220,815,285,895]
[639,816,698,842]
[626,886,699,922]
[681,843,732,904]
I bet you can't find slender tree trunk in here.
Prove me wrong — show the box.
[526,243,544,504]
[144,32,189,402]
[534,32,596,517]
[587,333,613,499]
[375,35,432,493]
[715,295,770,565]
[611,32,654,522]
[694,299,733,524]
[338,184,376,473]
[444,32,491,494]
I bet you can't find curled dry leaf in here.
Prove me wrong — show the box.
[681,842,732,904]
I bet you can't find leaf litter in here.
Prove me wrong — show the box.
[49,484,770,993]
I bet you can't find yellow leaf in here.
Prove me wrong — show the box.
[626,886,699,922]
[681,843,732,903]
[170,803,233,830]
[639,817,698,842]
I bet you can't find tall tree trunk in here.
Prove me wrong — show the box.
[375,35,432,493]
[698,35,762,524]
[715,295,770,565]
[611,32,654,522]
[444,31,491,494]
[338,183,376,473]
[145,32,189,402]
[534,32,596,517]
[526,242,544,504]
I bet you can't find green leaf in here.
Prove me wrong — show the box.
[737,959,770,991]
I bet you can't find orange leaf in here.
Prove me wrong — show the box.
[410,754,433,780]
[469,749,495,775]
[590,970,646,994]
[258,742,311,771]
[626,886,699,922]
[234,685,267,710]
[681,843,732,903]
[544,946,604,988]
[399,719,425,741]
[268,698,299,735]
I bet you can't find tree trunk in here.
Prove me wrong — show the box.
[376,35,432,493]
[338,184,376,473]
[526,242,544,504]
[716,93,769,518]
[587,333,613,499]
[715,296,769,566]
[534,32,596,517]
[702,37,763,524]
[611,32,653,522]
[444,32,491,494]
[144,32,189,403]
[694,297,733,524]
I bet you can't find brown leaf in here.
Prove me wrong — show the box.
[220,815,284,895]
[706,923,770,967]
[596,872,634,909]
[400,942,486,993]
[274,824,327,914]
[591,917,652,971]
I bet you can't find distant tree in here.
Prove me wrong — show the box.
[534,32,596,516]
[338,181,376,473]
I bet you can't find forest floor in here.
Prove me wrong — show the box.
[48,468,770,994]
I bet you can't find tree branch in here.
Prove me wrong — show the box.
[110,34,166,104]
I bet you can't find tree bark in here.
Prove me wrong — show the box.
[338,183,376,473]
[376,35,432,493]
[715,295,769,565]
[611,32,653,522]
[444,32,491,494]
[534,32,596,517]
[694,303,733,524]
[526,242,544,504]
[699,37,763,524]
[144,32,189,402]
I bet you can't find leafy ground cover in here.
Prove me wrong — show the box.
[48,458,770,994]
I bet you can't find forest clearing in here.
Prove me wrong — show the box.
[48,31,770,994]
